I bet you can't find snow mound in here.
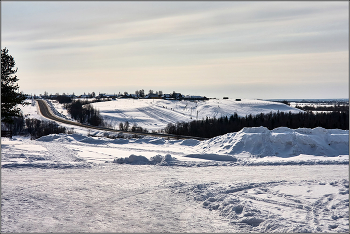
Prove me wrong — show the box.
[198,127,349,157]
[113,154,176,165]
[36,134,64,142]
[36,133,89,143]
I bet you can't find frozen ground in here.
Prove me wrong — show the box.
[90,98,302,131]
[1,163,348,233]
[1,99,348,233]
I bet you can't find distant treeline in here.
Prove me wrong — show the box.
[163,111,349,138]
[64,100,105,126]
[295,104,349,112]
[55,95,72,103]
[54,95,112,104]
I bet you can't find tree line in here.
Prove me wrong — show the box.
[163,111,349,138]
[295,104,349,112]
[2,115,68,140]
[53,95,112,104]
[64,100,105,126]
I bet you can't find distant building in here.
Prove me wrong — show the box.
[145,93,162,99]
[98,93,117,98]
[184,95,208,101]
[163,94,173,100]
[129,94,139,99]
[173,93,183,100]
[79,95,91,98]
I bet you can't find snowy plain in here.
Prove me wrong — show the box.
[1,99,349,233]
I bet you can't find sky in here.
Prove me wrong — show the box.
[1,1,349,99]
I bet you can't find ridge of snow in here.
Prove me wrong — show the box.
[197,127,349,157]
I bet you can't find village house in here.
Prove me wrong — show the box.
[145,93,162,99]
[183,95,208,101]
[98,93,117,99]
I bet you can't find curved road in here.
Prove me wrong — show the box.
[36,99,208,140]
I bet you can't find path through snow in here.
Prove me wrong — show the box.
[1,165,348,233]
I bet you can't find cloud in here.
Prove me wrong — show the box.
[1,1,348,98]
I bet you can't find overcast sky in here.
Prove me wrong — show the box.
[1,1,349,99]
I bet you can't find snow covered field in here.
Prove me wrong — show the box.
[1,99,349,233]
[90,98,302,131]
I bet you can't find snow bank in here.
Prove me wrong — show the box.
[11,126,348,168]
[113,154,176,165]
[198,127,349,157]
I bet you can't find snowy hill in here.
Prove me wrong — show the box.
[91,99,302,131]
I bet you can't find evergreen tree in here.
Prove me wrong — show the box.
[1,48,27,124]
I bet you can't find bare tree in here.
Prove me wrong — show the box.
[119,122,124,131]
[123,121,130,131]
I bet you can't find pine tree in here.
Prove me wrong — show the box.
[1,48,27,124]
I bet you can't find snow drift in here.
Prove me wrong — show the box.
[4,126,347,169]
[198,127,349,157]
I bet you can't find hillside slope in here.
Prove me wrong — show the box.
[92,99,302,131]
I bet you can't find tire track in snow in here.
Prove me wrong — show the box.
[175,180,349,233]
[36,141,86,164]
